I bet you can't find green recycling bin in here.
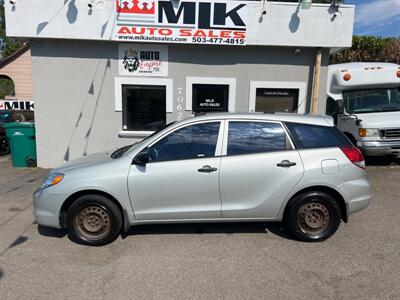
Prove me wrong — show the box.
[3,122,37,168]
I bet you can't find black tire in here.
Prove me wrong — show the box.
[26,158,37,168]
[285,191,341,242]
[66,194,122,246]
[0,136,10,156]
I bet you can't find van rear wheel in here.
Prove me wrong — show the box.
[66,194,122,246]
[285,191,341,242]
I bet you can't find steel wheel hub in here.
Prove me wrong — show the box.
[75,205,111,240]
[297,202,330,233]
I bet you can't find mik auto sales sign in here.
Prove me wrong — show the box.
[115,0,248,46]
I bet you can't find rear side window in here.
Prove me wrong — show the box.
[285,123,351,149]
[227,121,288,156]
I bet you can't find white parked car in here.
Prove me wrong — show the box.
[34,113,371,246]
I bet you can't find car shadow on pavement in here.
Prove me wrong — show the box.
[366,156,400,166]
[37,225,67,238]
[123,222,299,242]
[36,223,300,244]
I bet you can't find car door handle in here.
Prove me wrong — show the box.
[277,160,297,168]
[198,165,218,173]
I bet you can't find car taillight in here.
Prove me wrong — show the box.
[340,146,365,169]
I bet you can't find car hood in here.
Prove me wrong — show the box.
[52,151,113,173]
[357,111,400,129]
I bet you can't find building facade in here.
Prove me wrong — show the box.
[5,0,355,167]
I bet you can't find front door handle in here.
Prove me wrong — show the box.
[198,165,218,173]
[277,160,297,168]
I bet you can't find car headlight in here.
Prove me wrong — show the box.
[358,128,379,138]
[41,173,64,189]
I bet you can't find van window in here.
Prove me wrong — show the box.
[326,97,336,116]
[285,123,351,149]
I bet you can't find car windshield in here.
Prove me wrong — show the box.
[343,87,400,114]
[110,121,176,159]
[0,112,11,124]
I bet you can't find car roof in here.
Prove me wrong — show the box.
[178,113,334,127]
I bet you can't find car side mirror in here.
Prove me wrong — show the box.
[132,151,150,165]
[336,99,344,114]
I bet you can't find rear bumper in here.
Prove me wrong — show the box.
[337,177,371,218]
[358,140,400,157]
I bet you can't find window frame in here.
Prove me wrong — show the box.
[185,77,236,113]
[248,81,307,114]
[144,120,225,163]
[114,77,173,137]
[221,119,295,157]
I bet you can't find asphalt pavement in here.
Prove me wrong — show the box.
[0,157,399,299]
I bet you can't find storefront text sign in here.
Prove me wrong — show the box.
[0,100,34,110]
[115,0,248,46]
[119,44,168,76]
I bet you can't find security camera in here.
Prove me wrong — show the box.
[9,0,17,5]
[88,2,93,8]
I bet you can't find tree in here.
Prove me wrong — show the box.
[331,36,400,65]
[0,0,23,58]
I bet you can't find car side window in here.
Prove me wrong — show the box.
[12,112,25,122]
[24,111,34,121]
[227,121,288,156]
[285,123,352,149]
[148,122,221,162]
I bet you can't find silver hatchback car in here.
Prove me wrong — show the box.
[34,113,371,245]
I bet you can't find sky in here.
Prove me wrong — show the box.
[346,0,400,37]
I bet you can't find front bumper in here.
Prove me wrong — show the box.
[33,187,67,229]
[357,140,400,157]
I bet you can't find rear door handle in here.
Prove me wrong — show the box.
[198,165,218,173]
[277,160,297,168]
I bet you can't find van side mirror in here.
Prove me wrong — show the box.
[132,151,150,165]
[336,99,344,114]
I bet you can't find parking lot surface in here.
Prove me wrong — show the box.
[0,156,399,300]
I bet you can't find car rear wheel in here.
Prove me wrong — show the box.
[0,136,10,156]
[66,194,122,246]
[285,191,341,242]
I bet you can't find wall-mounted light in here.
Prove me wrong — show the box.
[88,0,106,14]
[301,0,312,10]
[294,48,302,56]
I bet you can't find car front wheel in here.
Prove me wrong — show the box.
[285,191,341,242]
[66,194,122,246]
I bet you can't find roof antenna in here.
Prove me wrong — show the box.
[259,0,267,23]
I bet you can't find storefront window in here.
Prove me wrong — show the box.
[192,84,229,114]
[122,85,166,131]
[255,88,299,113]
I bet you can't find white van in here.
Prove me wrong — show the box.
[327,62,400,157]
